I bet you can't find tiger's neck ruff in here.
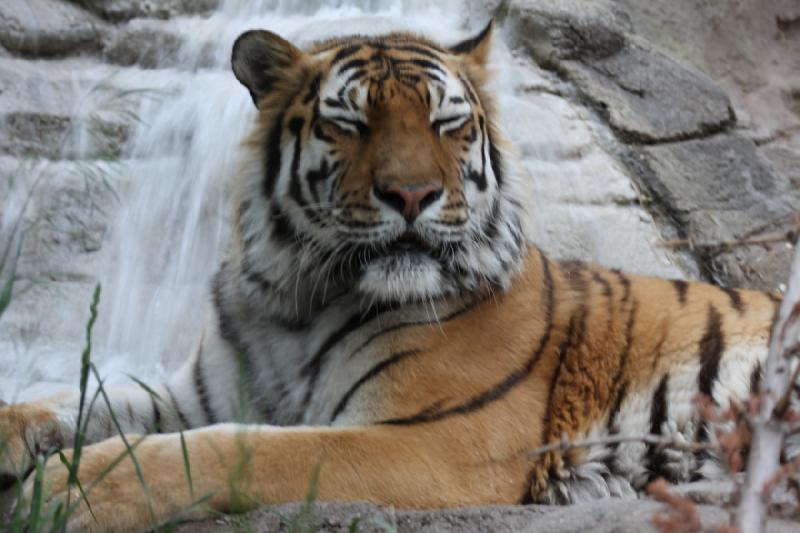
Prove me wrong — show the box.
[218,22,528,328]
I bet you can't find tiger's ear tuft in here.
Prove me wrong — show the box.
[232,30,304,106]
[450,20,494,66]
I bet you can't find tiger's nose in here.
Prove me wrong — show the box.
[373,183,444,223]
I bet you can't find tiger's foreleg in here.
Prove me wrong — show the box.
[0,332,244,483]
[25,423,505,532]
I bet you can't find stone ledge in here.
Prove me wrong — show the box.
[69,0,218,23]
[173,497,799,533]
[0,0,109,57]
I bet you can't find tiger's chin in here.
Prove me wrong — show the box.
[357,254,454,303]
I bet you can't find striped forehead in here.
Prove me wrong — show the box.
[315,42,473,119]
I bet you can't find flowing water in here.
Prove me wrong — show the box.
[2,0,684,401]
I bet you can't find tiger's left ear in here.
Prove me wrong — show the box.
[449,20,494,66]
[232,29,305,106]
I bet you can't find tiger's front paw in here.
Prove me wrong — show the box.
[21,434,207,532]
[0,403,64,487]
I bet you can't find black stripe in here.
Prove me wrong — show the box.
[392,44,444,60]
[691,421,713,480]
[331,350,420,423]
[344,68,367,86]
[541,309,581,441]
[263,111,285,198]
[166,385,191,430]
[303,74,321,104]
[646,374,670,480]
[194,348,217,424]
[606,299,638,434]
[270,203,295,244]
[672,280,688,305]
[460,74,479,104]
[307,160,334,204]
[431,115,466,134]
[314,123,335,144]
[346,298,483,361]
[288,117,306,208]
[612,270,631,303]
[331,44,361,65]
[489,131,504,189]
[464,115,488,191]
[591,270,613,315]
[149,394,162,433]
[698,304,725,400]
[323,97,347,109]
[721,287,745,314]
[338,58,368,73]
[392,58,446,74]
[212,270,249,355]
[301,303,394,408]
[330,116,369,135]
[606,381,628,434]
[381,250,555,426]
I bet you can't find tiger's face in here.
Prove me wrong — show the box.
[232,23,526,305]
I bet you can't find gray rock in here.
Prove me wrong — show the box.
[70,0,219,22]
[102,22,215,69]
[502,0,630,66]
[173,498,798,533]
[504,1,734,143]
[0,0,108,57]
[0,111,130,160]
[624,134,800,289]
[560,47,735,143]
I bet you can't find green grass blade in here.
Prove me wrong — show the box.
[179,428,194,499]
[88,363,156,525]
[57,451,95,523]
[63,284,101,525]
[24,455,48,532]
[0,236,23,319]
[126,375,163,401]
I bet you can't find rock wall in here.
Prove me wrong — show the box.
[503,0,800,291]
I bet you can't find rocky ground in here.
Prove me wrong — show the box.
[1,0,800,530]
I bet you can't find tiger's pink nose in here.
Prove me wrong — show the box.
[373,183,443,223]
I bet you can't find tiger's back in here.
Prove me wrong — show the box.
[304,247,777,503]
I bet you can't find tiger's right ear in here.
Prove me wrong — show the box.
[232,30,304,106]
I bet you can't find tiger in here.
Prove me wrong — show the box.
[0,20,784,531]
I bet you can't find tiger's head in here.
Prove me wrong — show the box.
[231,22,527,306]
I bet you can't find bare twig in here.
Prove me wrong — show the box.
[660,225,799,252]
[736,243,800,532]
[648,478,703,533]
[528,433,713,458]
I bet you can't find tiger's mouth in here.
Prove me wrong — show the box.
[391,231,434,255]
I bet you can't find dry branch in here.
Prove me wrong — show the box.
[660,224,799,252]
[736,242,800,532]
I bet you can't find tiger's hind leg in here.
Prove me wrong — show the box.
[527,445,637,504]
